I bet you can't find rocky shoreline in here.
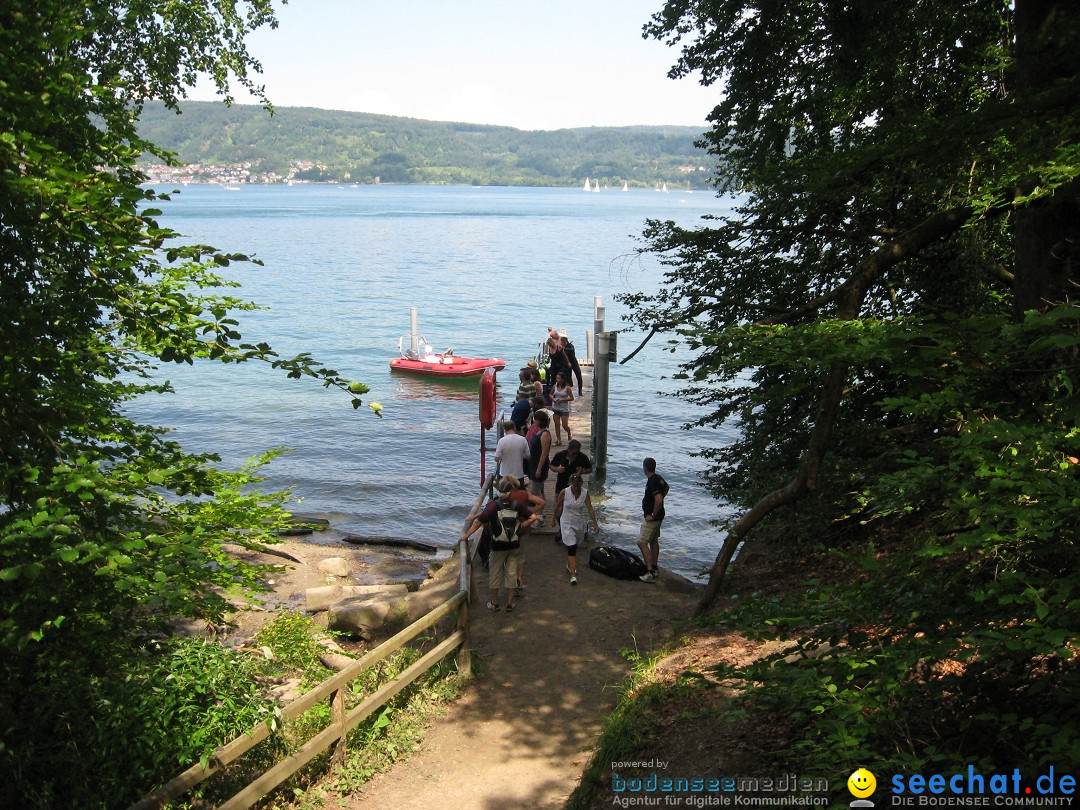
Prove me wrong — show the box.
[221,529,456,640]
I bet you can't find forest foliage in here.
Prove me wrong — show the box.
[135,100,712,187]
[0,3,374,806]
[617,0,1080,783]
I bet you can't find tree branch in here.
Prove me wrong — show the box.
[620,325,661,364]
[758,204,977,326]
[696,203,975,613]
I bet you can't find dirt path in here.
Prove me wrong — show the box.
[225,366,703,809]
[347,529,701,810]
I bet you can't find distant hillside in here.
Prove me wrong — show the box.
[136,101,713,188]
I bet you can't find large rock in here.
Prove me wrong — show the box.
[327,596,406,638]
[317,557,352,577]
[306,583,409,612]
[327,559,461,638]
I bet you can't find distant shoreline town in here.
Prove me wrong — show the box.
[140,161,711,188]
[141,160,328,186]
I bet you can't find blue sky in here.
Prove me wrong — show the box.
[188,0,720,131]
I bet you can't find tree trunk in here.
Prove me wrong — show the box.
[1012,1,1080,317]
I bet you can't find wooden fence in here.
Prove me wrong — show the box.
[129,475,494,810]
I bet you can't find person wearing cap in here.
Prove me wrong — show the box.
[526,363,544,399]
[552,473,599,586]
[515,367,536,403]
[460,478,537,611]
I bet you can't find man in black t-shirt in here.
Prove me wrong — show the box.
[637,457,668,583]
[548,440,593,544]
[550,440,592,493]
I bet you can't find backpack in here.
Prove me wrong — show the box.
[488,501,521,550]
[588,544,648,580]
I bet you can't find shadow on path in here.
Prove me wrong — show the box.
[351,532,701,810]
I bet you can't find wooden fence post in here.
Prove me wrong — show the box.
[455,598,471,678]
[329,686,347,767]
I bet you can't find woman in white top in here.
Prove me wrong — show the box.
[549,371,574,445]
[552,473,599,585]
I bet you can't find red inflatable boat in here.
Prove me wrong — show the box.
[389,349,506,378]
[389,309,505,377]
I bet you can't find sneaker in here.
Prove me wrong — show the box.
[505,603,515,612]
[570,576,578,585]
[486,601,500,611]
[639,571,656,583]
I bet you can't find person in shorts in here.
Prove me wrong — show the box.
[637,457,668,583]
[552,473,599,585]
[460,479,536,611]
[549,439,593,544]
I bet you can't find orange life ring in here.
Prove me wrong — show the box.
[479,368,497,429]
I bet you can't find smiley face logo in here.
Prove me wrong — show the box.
[848,768,876,798]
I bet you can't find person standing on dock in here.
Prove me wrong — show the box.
[515,368,537,404]
[549,440,592,544]
[494,421,530,482]
[546,328,583,396]
[561,336,583,396]
[510,395,532,434]
[506,476,545,596]
[637,457,669,583]
[526,410,552,497]
[460,478,537,612]
[550,371,574,445]
[553,473,599,586]
[526,396,552,443]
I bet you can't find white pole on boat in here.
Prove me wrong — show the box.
[409,307,420,356]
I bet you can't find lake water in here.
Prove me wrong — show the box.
[127,184,738,579]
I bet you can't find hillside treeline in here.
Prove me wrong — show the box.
[136,101,712,187]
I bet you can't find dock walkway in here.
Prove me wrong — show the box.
[350,366,702,810]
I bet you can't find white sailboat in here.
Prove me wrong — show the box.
[593,179,600,192]
[583,177,591,191]
[622,182,629,192]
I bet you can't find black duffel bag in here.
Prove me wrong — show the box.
[588,544,648,580]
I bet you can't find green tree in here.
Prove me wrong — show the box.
[621,0,1080,772]
[0,2,371,804]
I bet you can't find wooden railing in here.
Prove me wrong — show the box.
[129,474,495,810]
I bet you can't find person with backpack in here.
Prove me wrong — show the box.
[552,473,599,586]
[506,475,545,597]
[637,457,669,583]
[459,478,537,612]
